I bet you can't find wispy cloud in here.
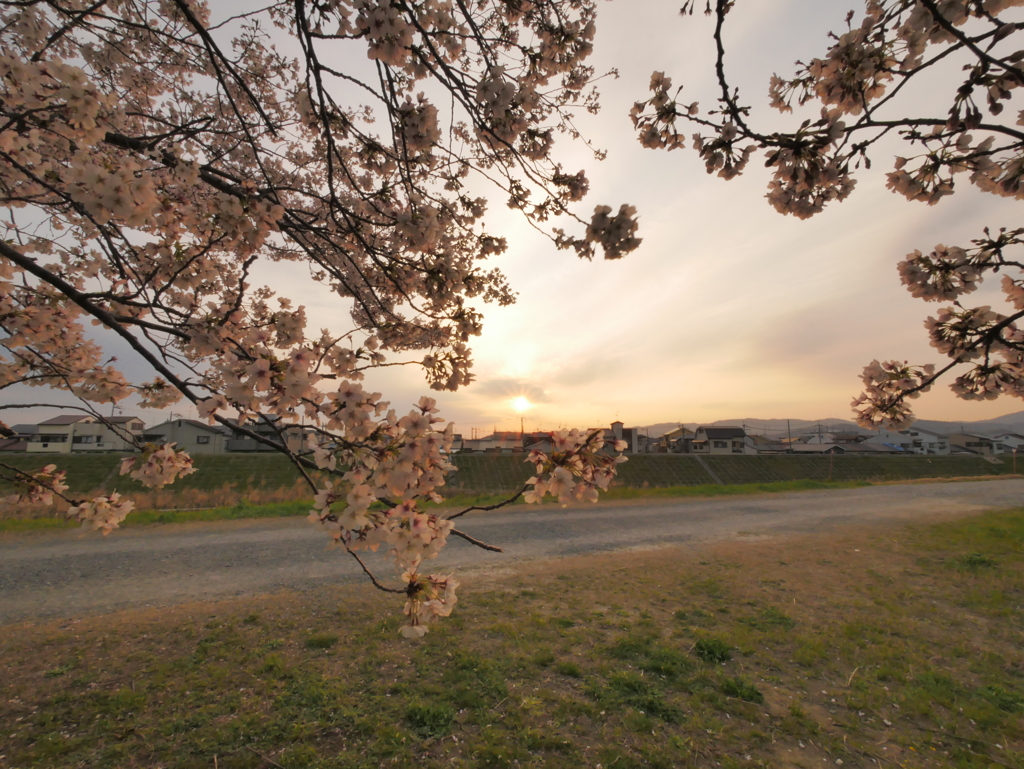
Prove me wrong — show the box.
[468,377,552,403]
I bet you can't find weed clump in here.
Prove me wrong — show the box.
[739,606,796,631]
[405,703,456,737]
[694,638,732,664]
[555,661,583,678]
[720,676,764,704]
[955,553,998,569]
[305,633,339,650]
[605,632,693,681]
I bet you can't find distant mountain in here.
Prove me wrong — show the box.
[910,410,1024,437]
[638,410,1024,438]
[638,417,862,439]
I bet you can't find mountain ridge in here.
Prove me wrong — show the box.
[636,410,1024,439]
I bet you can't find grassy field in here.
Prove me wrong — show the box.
[0,453,306,495]
[447,453,1020,491]
[0,480,875,532]
[2,508,1021,768]
[1,451,1017,501]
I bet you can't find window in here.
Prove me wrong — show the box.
[72,435,95,444]
[713,440,727,449]
[197,435,210,445]
[32,434,67,443]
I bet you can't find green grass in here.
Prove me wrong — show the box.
[2,508,1021,768]
[2,449,1019,530]
[0,500,314,533]
[2,452,1017,499]
[0,480,871,532]
[0,452,308,494]
[447,453,1019,492]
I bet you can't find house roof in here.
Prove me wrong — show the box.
[950,445,979,454]
[901,427,947,437]
[39,415,93,425]
[148,418,226,434]
[696,427,746,440]
[9,424,37,435]
[108,415,144,424]
[791,444,846,453]
[854,442,906,453]
[993,433,1024,440]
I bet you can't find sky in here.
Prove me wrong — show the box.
[365,0,1024,435]
[7,0,1024,435]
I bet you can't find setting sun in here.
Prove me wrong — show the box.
[512,396,531,412]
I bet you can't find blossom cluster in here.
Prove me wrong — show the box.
[523,429,628,505]
[119,444,197,490]
[69,493,136,536]
[634,0,1024,427]
[401,571,460,638]
[0,464,68,509]
[0,0,640,635]
[851,360,936,429]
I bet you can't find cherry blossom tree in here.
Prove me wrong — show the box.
[631,0,1024,428]
[0,0,637,636]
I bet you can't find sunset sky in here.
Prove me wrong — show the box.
[346,0,1024,435]
[9,0,1024,435]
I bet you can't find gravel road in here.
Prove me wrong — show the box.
[2,478,1021,624]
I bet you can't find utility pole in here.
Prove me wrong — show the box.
[787,419,792,450]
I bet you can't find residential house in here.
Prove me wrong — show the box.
[831,432,870,445]
[691,426,756,455]
[144,419,229,453]
[459,431,523,453]
[992,433,1024,454]
[27,415,144,453]
[607,421,642,454]
[866,428,919,454]
[656,426,694,453]
[0,423,35,452]
[841,442,906,454]
[790,444,846,455]
[947,432,995,455]
[223,417,307,453]
[898,427,950,455]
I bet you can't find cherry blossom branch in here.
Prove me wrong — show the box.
[916,0,1024,85]
[345,548,406,594]
[446,484,528,520]
[450,528,504,553]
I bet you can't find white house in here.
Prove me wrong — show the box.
[144,419,228,453]
[866,427,949,455]
[992,433,1024,454]
[27,415,145,453]
[691,426,756,455]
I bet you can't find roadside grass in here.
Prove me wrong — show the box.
[2,509,1021,768]
[0,500,314,533]
[0,480,872,533]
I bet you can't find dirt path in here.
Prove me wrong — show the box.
[2,478,1021,624]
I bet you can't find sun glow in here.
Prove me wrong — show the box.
[512,396,531,412]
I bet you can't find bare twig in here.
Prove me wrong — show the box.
[446,484,529,521]
[450,528,503,552]
[345,548,405,594]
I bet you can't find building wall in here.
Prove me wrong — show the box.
[147,421,226,453]
[948,433,994,455]
[27,427,72,453]
[27,418,144,453]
